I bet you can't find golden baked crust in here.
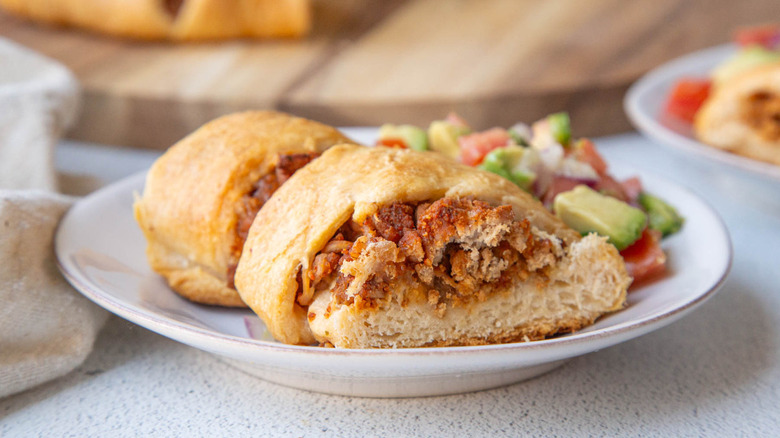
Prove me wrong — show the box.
[0,0,310,40]
[695,61,780,166]
[234,145,627,346]
[134,111,353,307]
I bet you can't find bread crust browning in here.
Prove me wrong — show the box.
[0,0,311,40]
[234,145,628,347]
[134,111,353,307]
[695,61,780,166]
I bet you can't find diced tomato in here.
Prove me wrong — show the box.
[594,174,629,202]
[458,128,511,166]
[377,138,408,149]
[445,112,470,128]
[573,139,608,175]
[734,24,780,49]
[542,176,593,209]
[620,228,667,284]
[621,176,643,204]
[664,78,711,123]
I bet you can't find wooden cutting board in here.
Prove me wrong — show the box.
[1,0,777,149]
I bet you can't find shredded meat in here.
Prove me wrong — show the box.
[226,152,319,288]
[367,203,415,243]
[417,198,515,264]
[308,198,562,311]
[307,233,351,287]
[309,253,341,287]
[742,90,780,142]
[398,230,424,263]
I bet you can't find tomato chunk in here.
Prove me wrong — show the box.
[665,78,711,123]
[621,176,643,204]
[594,174,629,202]
[542,176,592,209]
[573,139,608,175]
[445,112,470,128]
[377,138,408,149]
[735,24,780,49]
[620,228,667,283]
[458,128,510,166]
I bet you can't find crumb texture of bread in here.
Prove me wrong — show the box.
[695,61,780,166]
[0,0,311,40]
[235,145,628,347]
[308,234,628,349]
[134,111,353,307]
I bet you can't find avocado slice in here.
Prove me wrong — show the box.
[428,120,470,159]
[638,192,684,237]
[478,146,537,192]
[553,185,647,250]
[378,124,429,151]
[548,112,571,146]
[713,46,780,85]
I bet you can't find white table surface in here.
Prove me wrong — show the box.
[2,133,779,437]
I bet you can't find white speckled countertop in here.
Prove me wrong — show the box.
[2,133,779,436]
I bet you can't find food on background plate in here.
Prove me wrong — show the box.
[235,145,630,348]
[664,24,780,166]
[696,61,780,166]
[377,113,683,283]
[134,111,354,307]
[0,0,310,40]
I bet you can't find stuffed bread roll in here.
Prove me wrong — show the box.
[235,144,630,347]
[695,62,780,166]
[134,111,354,307]
[0,0,311,40]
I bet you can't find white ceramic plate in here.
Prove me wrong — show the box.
[625,43,780,182]
[55,133,731,398]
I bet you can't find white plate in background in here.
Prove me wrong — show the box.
[625,43,780,182]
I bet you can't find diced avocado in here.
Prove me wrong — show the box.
[638,192,684,237]
[553,185,647,251]
[712,46,780,85]
[428,120,470,159]
[508,169,536,191]
[378,124,429,151]
[548,112,571,146]
[478,146,537,192]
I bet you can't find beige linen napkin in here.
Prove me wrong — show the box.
[0,191,108,398]
[0,38,107,398]
[0,38,79,191]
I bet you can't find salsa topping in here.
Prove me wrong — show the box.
[376,112,684,285]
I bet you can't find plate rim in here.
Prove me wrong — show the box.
[624,43,780,182]
[55,171,733,357]
[55,161,732,361]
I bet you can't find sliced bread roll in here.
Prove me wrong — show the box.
[134,111,353,307]
[235,144,630,347]
[0,0,310,40]
[695,61,780,166]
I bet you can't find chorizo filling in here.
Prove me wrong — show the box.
[302,198,564,314]
[227,152,319,287]
[742,90,780,142]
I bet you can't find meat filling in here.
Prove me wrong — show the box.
[226,152,319,288]
[302,198,563,313]
[742,90,780,142]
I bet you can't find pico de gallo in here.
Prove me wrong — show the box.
[375,112,684,285]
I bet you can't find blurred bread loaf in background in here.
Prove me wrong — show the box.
[0,0,311,40]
